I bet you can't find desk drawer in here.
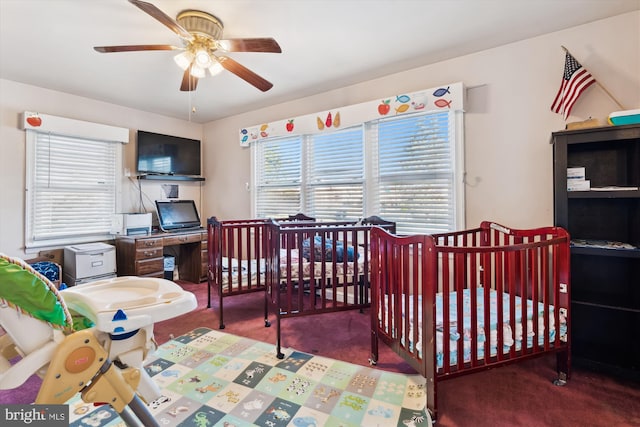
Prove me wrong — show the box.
[135,258,164,276]
[136,247,163,260]
[135,238,163,250]
[164,233,202,246]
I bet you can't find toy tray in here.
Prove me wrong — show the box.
[61,276,197,334]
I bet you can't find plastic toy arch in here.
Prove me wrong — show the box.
[0,254,73,330]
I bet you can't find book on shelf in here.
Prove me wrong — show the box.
[571,239,637,250]
[567,167,585,180]
[567,180,590,191]
[590,186,639,191]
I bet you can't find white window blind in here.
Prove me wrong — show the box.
[254,110,463,234]
[255,136,302,218]
[374,112,456,234]
[26,131,122,249]
[307,127,364,221]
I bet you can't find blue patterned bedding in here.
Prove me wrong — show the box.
[382,288,568,368]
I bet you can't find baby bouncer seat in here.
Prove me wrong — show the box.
[0,253,197,426]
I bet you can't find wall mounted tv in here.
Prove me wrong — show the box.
[136,130,201,177]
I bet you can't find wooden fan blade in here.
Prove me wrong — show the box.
[94,44,179,53]
[218,56,273,92]
[128,0,193,41]
[219,38,282,53]
[180,67,198,92]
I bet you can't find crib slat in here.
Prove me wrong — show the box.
[441,247,451,374]
[495,247,504,361]
[455,251,464,372]
[529,243,538,354]
[482,246,492,369]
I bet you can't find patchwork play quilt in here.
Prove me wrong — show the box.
[67,327,430,426]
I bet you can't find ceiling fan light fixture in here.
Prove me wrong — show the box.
[190,64,206,78]
[194,49,213,68]
[174,51,194,70]
[208,61,223,76]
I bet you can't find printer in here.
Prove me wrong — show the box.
[111,213,152,236]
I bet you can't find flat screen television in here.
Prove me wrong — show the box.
[155,200,202,231]
[136,130,201,176]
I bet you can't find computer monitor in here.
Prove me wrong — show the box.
[155,200,202,232]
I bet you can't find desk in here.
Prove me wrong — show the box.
[115,230,207,283]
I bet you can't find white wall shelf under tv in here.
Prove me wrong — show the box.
[137,175,205,182]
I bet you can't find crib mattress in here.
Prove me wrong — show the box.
[381,288,567,368]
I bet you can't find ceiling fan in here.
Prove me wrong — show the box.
[94,0,281,92]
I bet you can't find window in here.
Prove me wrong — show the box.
[254,110,464,234]
[25,130,123,249]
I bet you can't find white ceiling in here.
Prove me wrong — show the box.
[1,0,639,124]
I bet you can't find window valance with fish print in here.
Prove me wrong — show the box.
[239,82,464,146]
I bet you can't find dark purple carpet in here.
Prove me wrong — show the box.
[3,281,639,426]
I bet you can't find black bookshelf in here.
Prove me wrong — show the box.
[552,124,640,380]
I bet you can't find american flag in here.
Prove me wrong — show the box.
[550,52,596,119]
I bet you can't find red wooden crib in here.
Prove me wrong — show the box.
[369,221,571,421]
[265,216,396,358]
[208,215,396,357]
[207,214,315,329]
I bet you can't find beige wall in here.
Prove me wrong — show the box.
[1,12,639,258]
[203,11,640,227]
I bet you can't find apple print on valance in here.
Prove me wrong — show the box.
[239,82,464,146]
